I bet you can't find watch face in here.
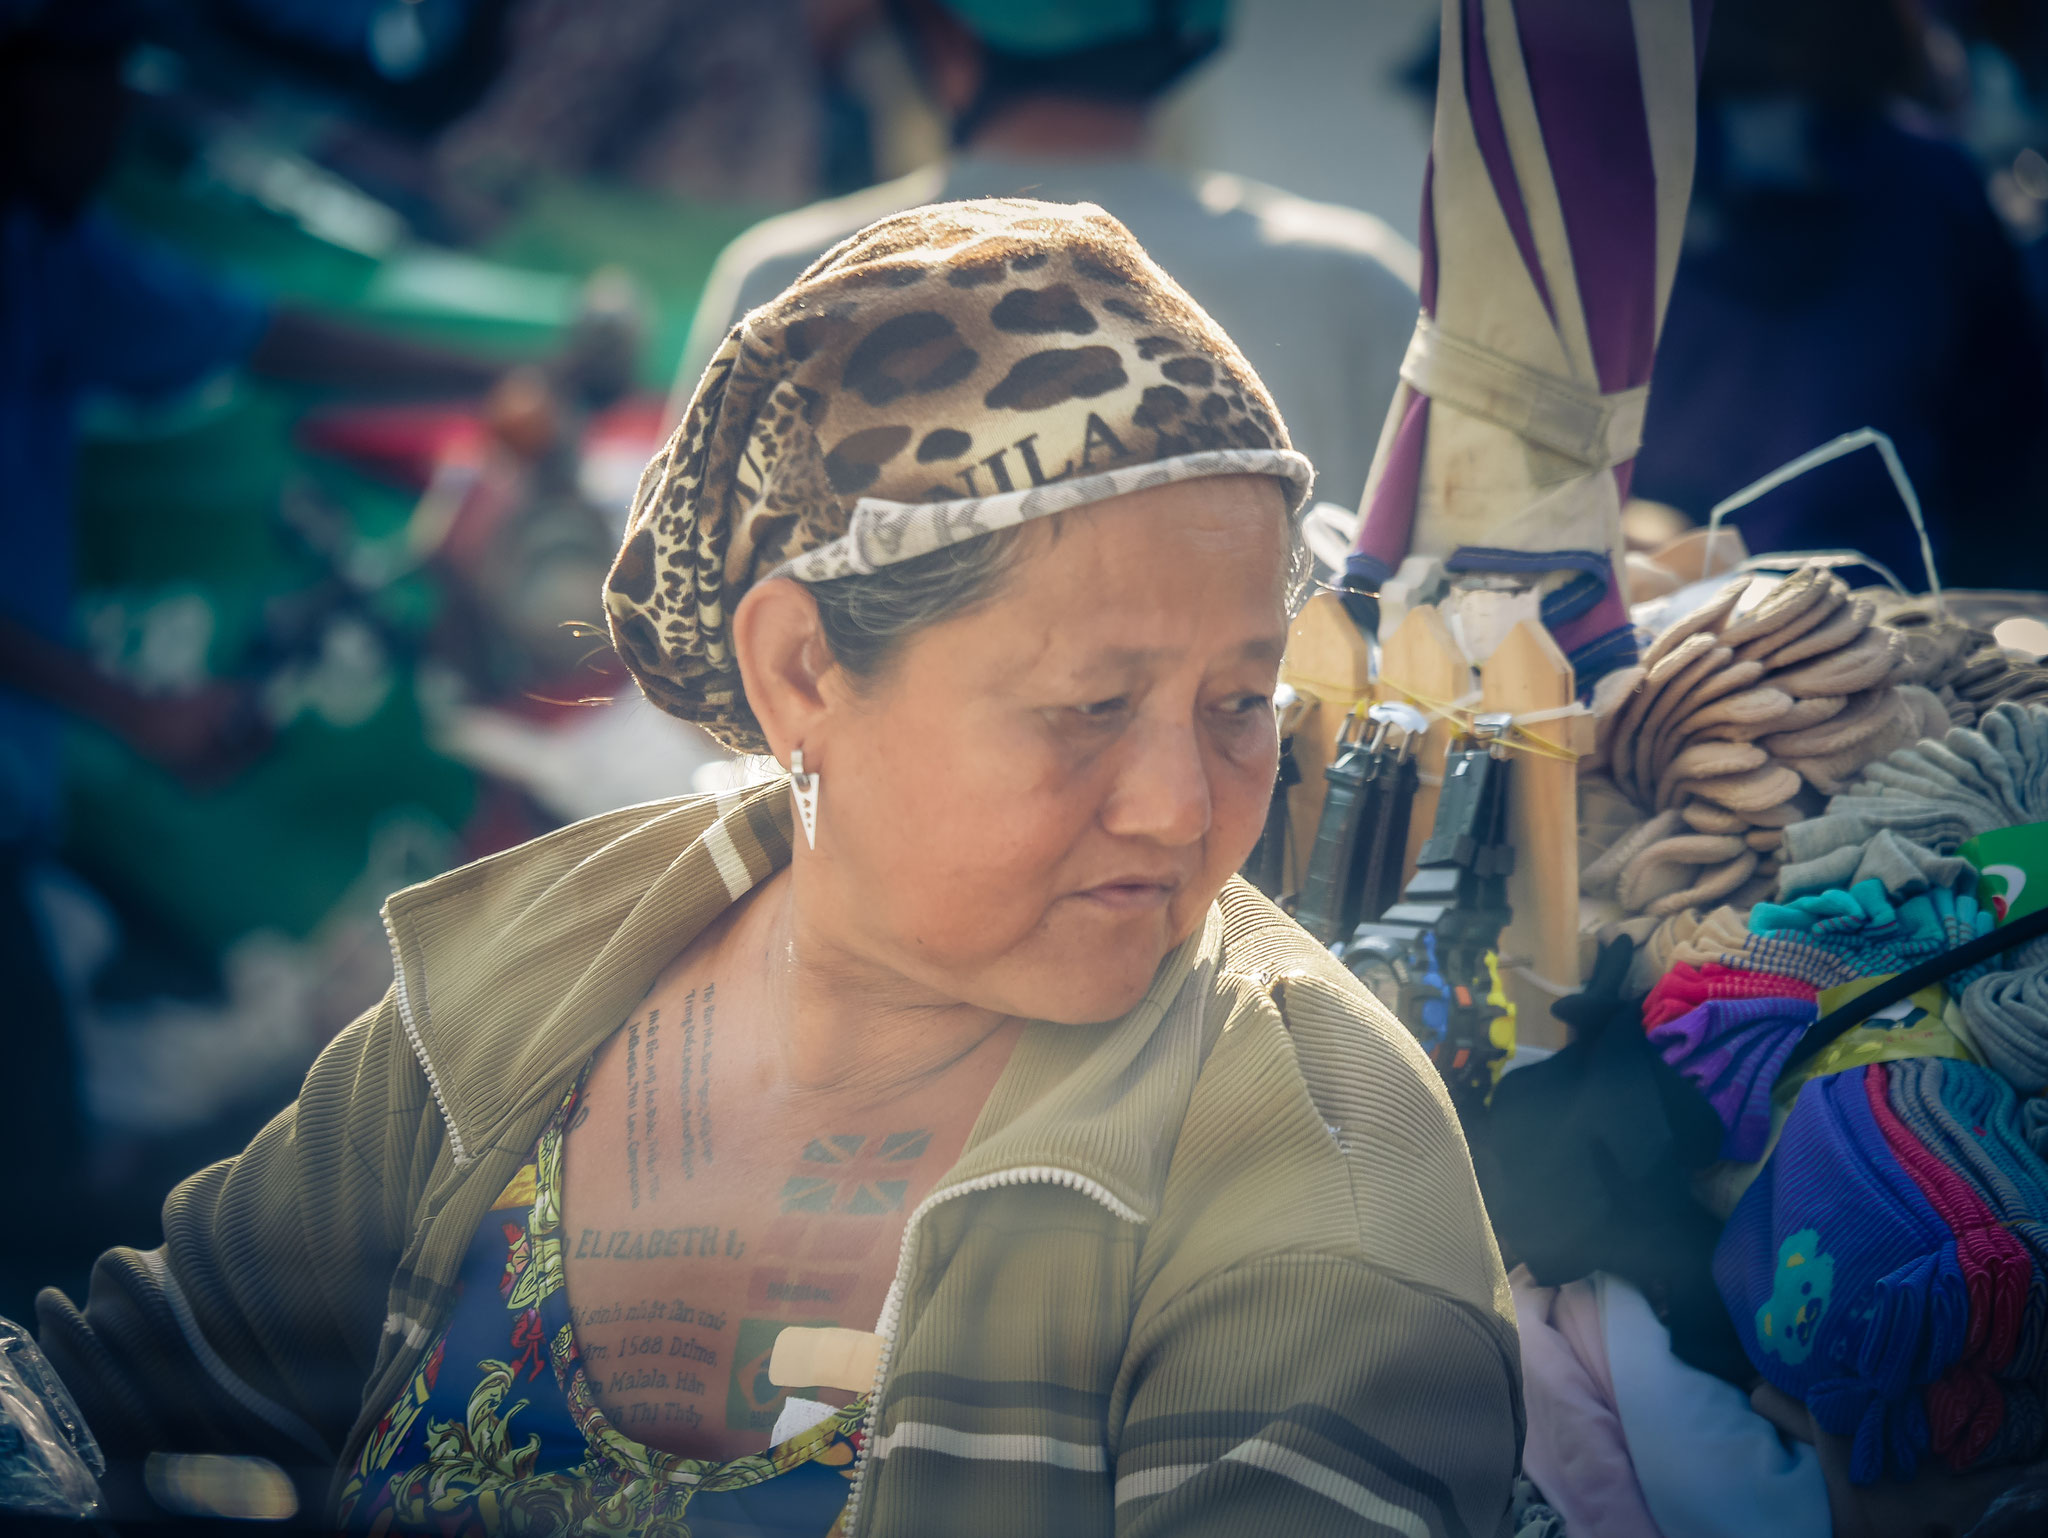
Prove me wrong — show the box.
[1347,954,1401,1013]
[1360,965,1401,1013]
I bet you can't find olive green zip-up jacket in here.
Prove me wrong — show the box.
[39,783,1522,1535]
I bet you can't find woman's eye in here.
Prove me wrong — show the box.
[1218,693,1274,716]
[1074,697,1129,720]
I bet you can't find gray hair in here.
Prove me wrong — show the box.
[805,488,1311,684]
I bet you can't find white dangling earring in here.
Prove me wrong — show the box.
[790,747,819,850]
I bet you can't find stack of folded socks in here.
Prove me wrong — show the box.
[1887,1058,2048,1469]
[1873,590,2048,728]
[1607,897,1864,996]
[1586,564,1951,926]
[1773,704,2048,1091]
[1649,996,1818,1162]
[1942,650,2048,728]
[1776,703,2048,897]
[1715,1063,1968,1485]
[1749,879,1996,981]
[1642,962,1819,1030]
[1717,1060,2048,1486]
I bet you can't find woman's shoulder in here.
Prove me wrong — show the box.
[384,786,782,964]
[1207,876,1438,1095]
[1157,880,1509,1318]
[397,790,732,903]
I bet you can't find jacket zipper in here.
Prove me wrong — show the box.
[843,1165,1148,1537]
[384,907,475,1168]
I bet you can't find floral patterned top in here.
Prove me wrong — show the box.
[338,1075,866,1537]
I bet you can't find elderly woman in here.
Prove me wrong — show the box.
[36,201,1520,1535]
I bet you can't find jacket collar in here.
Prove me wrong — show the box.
[382,784,1240,1218]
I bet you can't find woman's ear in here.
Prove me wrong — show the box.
[732,577,836,764]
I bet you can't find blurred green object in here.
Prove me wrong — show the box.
[65,679,472,955]
[69,376,473,955]
[68,145,759,955]
[484,177,769,390]
[99,155,382,313]
[100,153,564,358]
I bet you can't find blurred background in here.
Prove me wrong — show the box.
[4,0,2047,1327]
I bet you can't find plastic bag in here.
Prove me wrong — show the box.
[0,1315,104,1518]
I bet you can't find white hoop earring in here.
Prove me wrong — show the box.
[790,747,819,850]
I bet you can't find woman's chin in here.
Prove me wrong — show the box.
[1027,982,1161,1026]
[892,891,1213,1024]
[999,932,1180,1025]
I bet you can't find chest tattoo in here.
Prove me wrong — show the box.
[622,985,720,1207]
[574,1117,947,1445]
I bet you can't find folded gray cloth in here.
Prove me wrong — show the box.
[1852,702,2048,823]
[2025,1096,2048,1162]
[1779,703,2048,896]
[1780,801,1994,870]
[1776,826,1979,900]
[1963,934,2048,1094]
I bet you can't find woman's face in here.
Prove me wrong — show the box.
[798,475,1291,1024]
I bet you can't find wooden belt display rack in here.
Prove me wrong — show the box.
[1274,593,1590,1050]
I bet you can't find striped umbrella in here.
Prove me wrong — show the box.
[1346,0,1712,690]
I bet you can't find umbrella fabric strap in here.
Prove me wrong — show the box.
[1399,316,1648,470]
[1443,547,1612,625]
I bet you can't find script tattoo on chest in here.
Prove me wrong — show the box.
[623,1011,657,1208]
[672,985,716,1182]
[572,1299,731,1432]
[624,985,720,1203]
[575,1225,746,1260]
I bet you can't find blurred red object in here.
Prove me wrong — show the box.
[295,401,488,489]
[296,394,666,492]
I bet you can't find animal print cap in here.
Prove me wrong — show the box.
[604,197,1314,751]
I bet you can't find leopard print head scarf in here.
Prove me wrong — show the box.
[604,197,1313,751]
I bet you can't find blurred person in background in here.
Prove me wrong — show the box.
[210,0,827,242]
[1629,0,2048,590]
[676,0,1422,515]
[430,0,818,216]
[1943,1,2048,332]
[0,0,522,1315]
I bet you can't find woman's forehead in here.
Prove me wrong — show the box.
[1024,476,1292,577]
[956,504,1292,668]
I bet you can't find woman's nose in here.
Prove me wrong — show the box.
[1100,718,1212,846]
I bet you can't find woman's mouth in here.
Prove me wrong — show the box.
[1076,880,1175,911]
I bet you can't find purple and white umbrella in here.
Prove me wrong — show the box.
[1347,0,1711,689]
